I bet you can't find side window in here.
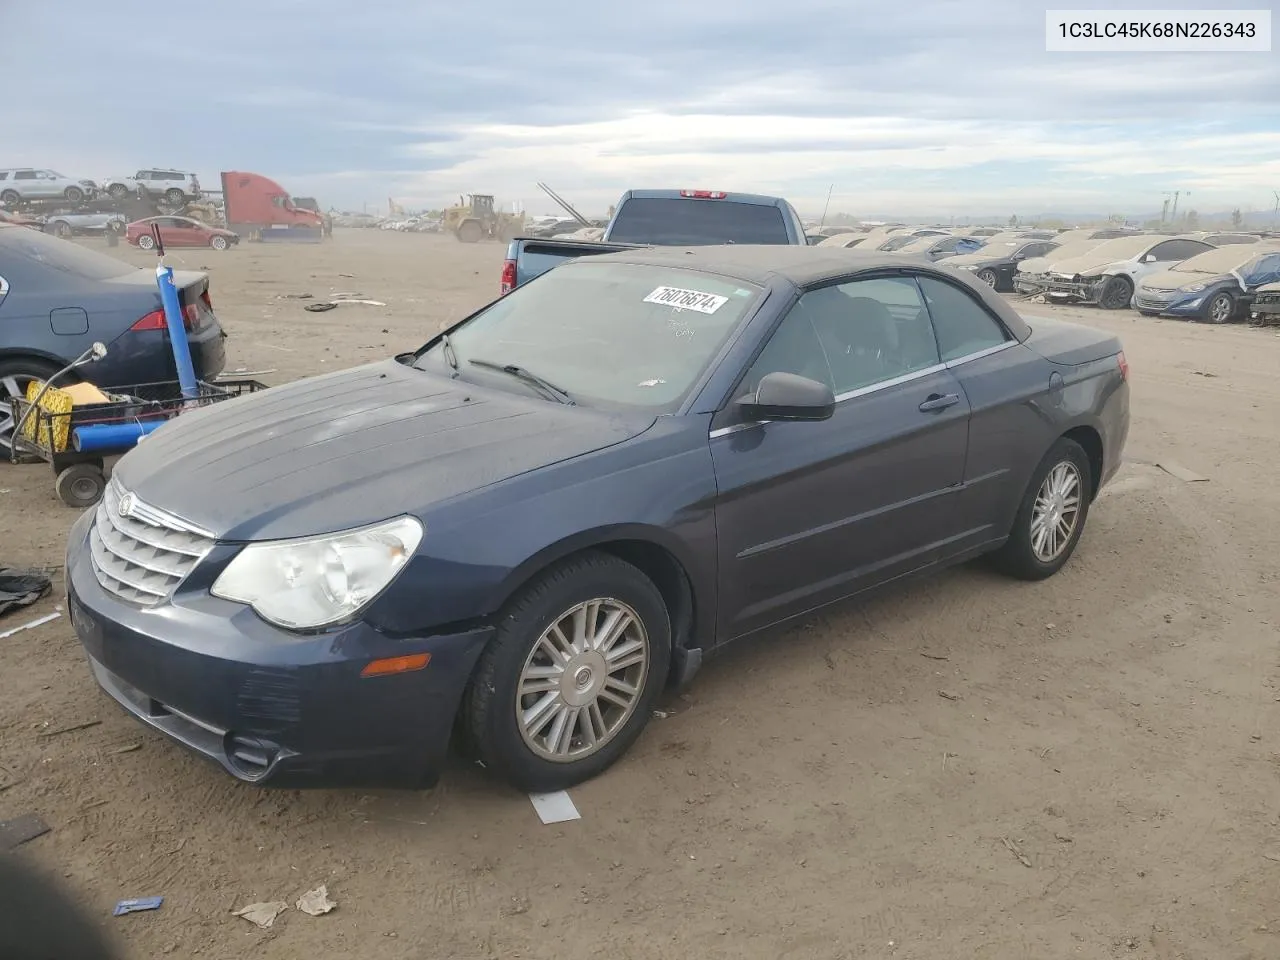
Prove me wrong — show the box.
[739,277,942,399]
[1022,242,1054,258]
[917,275,1010,362]
[1149,240,1209,261]
[0,172,8,180]
[14,170,36,180]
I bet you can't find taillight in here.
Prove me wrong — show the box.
[679,190,726,199]
[500,259,516,295]
[131,303,197,332]
[1117,351,1128,380]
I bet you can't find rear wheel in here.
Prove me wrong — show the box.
[0,358,61,458]
[107,183,130,200]
[463,551,671,792]
[164,188,185,205]
[0,189,19,205]
[1203,290,1235,324]
[1099,275,1133,310]
[991,437,1092,581]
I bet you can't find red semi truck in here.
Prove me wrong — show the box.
[220,171,325,241]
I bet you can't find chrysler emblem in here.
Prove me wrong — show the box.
[117,493,135,518]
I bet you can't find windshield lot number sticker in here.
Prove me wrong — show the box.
[644,286,728,314]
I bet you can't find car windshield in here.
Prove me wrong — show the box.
[0,224,133,282]
[414,260,763,412]
[1171,247,1264,274]
[607,198,790,245]
[1076,236,1156,261]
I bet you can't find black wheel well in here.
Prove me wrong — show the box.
[1062,425,1103,500]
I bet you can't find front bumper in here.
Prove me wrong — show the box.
[1043,278,1106,304]
[1250,295,1280,324]
[65,509,492,788]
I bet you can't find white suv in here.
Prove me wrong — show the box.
[101,169,202,204]
[0,168,98,205]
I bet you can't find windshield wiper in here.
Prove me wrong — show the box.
[468,359,574,404]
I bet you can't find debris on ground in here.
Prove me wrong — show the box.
[1156,461,1209,483]
[938,689,961,701]
[296,885,337,916]
[1001,836,1033,868]
[39,719,101,738]
[0,610,61,639]
[529,790,581,824]
[0,567,52,617]
[234,900,289,928]
[114,897,164,916]
[0,813,51,850]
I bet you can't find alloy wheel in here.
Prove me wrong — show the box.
[516,598,650,762]
[1030,461,1082,563]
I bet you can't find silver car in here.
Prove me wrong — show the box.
[0,168,97,205]
[101,169,202,204]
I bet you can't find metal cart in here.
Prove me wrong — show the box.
[8,378,266,508]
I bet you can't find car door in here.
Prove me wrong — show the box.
[12,169,44,199]
[166,218,204,246]
[710,274,973,640]
[915,274,1049,543]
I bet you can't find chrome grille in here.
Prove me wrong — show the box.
[1134,292,1175,310]
[89,481,215,606]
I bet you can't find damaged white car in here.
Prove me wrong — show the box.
[1019,235,1215,309]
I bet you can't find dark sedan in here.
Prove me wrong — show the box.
[65,246,1129,792]
[0,224,226,453]
[1133,245,1280,322]
[947,237,1063,291]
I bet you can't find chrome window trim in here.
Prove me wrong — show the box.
[707,339,1017,440]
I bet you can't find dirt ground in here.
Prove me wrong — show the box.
[2,230,1279,960]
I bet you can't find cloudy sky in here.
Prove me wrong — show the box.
[3,0,1277,219]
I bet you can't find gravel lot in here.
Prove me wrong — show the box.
[2,230,1279,960]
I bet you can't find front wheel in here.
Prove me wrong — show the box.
[463,551,671,792]
[107,183,130,200]
[990,437,1092,581]
[136,234,155,250]
[52,221,72,238]
[976,269,999,289]
[64,186,84,204]
[1203,290,1235,324]
[1099,275,1133,310]
[210,235,228,250]
[165,188,185,205]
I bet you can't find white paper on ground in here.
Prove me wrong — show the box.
[529,790,581,824]
[0,611,61,640]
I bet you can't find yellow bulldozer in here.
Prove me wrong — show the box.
[442,194,524,243]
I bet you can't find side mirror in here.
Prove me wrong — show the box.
[737,371,835,423]
[1143,253,1157,262]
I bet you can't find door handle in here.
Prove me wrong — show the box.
[919,393,961,412]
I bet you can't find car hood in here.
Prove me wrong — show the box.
[1137,269,1229,291]
[111,359,654,541]
[1041,253,1129,276]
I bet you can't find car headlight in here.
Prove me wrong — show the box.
[1181,283,1206,293]
[211,516,424,630]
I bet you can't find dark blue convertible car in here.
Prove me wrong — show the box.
[65,246,1129,792]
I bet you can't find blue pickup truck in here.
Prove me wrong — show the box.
[500,188,807,293]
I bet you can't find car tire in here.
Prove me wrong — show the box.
[990,437,1093,581]
[107,183,130,201]
[1202,290,1235,324]
[63,186,84,204]
[456,220,483,243]
[165,188,185,206]
[137,234,155,250]
[0,189,20,205]
[0,358,62,458]
[51,220,72,238]
[210,235,228,251]
[1099,275,1133,310]
[55,463,106,509]
[463,551,672,792]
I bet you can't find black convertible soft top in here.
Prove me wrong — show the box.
[583,244,1033,341]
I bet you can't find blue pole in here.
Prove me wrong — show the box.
[156,262,199,399]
